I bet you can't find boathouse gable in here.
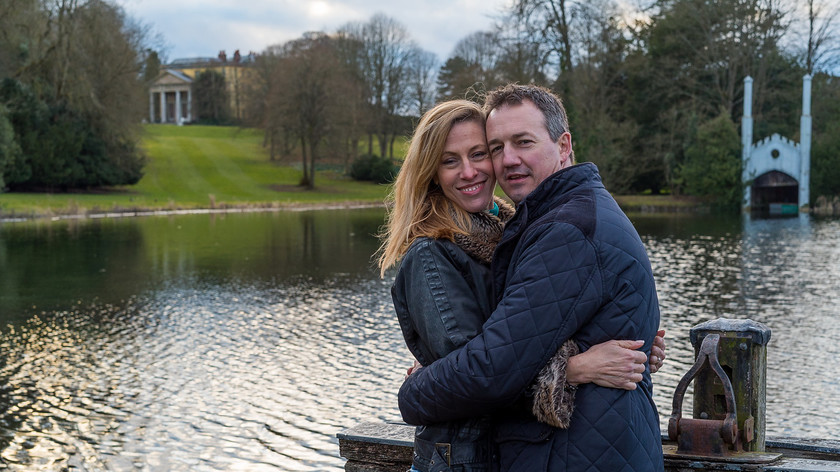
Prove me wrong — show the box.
[745,134,801,183]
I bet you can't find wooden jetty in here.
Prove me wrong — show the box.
[339,319,840,471]
[338,422,840,472]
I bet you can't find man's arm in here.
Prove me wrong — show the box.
[398,223,600,425]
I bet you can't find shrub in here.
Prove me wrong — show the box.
[350,154,397,184]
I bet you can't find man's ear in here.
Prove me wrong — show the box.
[557,132,573,168]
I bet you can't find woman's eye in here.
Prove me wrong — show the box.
[471,151,487,160]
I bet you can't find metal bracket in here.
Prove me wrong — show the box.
[668,334,740,456]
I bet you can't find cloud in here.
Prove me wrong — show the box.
[121,0,511,62]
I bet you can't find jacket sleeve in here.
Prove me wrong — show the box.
[398,223,602,425]
[394,240,488,366]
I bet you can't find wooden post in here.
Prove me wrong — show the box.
[690,318,771,452]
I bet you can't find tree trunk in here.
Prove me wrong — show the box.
[306,139,317,189]
[300,136,311,187]
[378,133,388,158]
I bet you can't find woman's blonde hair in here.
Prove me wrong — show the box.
[376,100,485,277]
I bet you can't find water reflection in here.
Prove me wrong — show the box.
[634,212,840,438]
[0,210,838,470]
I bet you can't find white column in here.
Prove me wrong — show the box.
[175,90,182,125]
[160,91,166,123]
[800,74,812,209]
[742,76,754,211]
[187,89,193,122]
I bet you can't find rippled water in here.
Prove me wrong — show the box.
[0,210,838,470]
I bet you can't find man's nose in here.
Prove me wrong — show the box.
[501,146,520,167]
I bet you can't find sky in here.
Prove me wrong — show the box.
[119,0,513,63]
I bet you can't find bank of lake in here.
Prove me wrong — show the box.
[0,124,707,221]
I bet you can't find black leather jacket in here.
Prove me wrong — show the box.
[391,236,495,471]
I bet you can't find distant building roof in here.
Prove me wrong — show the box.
[165,50,257,69]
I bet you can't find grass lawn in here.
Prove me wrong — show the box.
[0,124,704,219]
[0,125,391,218]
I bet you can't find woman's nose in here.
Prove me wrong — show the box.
[461,160,478,179]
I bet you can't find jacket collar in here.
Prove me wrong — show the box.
[505,162,603,234]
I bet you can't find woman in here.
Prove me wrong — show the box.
[377,100,663,472]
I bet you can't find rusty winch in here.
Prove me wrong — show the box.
[664,318,782,464]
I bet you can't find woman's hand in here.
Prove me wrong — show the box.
[566,329,667,390]
[567,340,647,390]
[405,360,422,380]
[650,329,666,374]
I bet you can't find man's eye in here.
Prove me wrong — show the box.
[490,145,502,155]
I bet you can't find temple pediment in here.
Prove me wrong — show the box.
[153,70,193,86]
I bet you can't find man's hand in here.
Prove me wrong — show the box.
[650,329,666,374]
[567,340,647,390]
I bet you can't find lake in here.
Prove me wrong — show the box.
[0,209,838,471]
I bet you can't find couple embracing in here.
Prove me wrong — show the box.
[377,84,665,471]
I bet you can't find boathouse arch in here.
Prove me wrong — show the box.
[741,75,812,213]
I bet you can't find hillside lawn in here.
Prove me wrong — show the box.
[0,125,395,219]
[0,124,700,220]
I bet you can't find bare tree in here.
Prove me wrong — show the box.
[510,0,577,76]
[437,30,505,100]
[339,14,415,158]
[406,47,438,116]
[802,0,840,73]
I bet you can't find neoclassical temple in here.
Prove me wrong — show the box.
[148,49,255,124]
[149,69,193,124]
[741,75,812,213]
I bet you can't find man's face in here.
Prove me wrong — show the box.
[486,100,572,204]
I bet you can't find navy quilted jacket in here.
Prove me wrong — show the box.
[398,163,664,471]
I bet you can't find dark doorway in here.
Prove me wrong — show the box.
[751,171,798,215]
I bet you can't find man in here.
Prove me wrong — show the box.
[398,84,664,470]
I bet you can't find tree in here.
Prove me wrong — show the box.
[0,0,148,190]
[447,31,506,98]
[798,0,840,73]
[142,49,162,85]
[622,0,795,193]
[0,105,20,190]
[339,14,416,158]
[253,33,364,189]
[193,70,230,125]
[437,56,485,101]
[405,47,438,116]
[677,110,742,209]
[509,0,577,78]
[809,73,840,202]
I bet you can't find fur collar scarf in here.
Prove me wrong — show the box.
[453,196,515,265]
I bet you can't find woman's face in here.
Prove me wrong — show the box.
[436,120,496,213]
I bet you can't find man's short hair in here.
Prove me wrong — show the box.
[483,84,572,144]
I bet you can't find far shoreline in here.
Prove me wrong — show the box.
[0,194,712,224]
[0,200,388,224]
